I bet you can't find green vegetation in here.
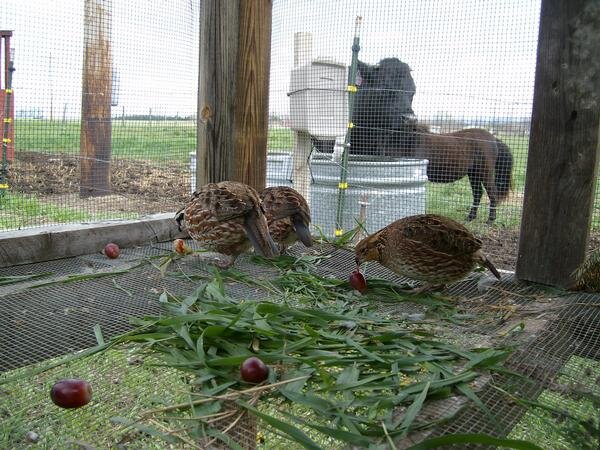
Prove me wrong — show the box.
[0,192,90,229]
[7,120,600,231]
[0,192,138,230]
[14,119,295,164]
[15,119,196,164]
[0,350,188,449]
[1,258,597,448]
[268,126,295,151]
[509,355,600,450]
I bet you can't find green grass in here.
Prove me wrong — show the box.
[0,192,139,231]
[0,349,189,449]
[13,119,295,164]
[8,121,600,231]
[0,192,90,229]
[268,126,295,151]
[509,355,600,450]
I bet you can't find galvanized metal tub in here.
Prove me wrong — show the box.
[265,152,293,188]
[191,152,294,194]
[309,155,428,237]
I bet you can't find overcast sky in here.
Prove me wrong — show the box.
[2,0,541,121]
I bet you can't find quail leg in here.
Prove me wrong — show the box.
[197,253,236,269]
[403,283,446,295]
[212,254,236,269]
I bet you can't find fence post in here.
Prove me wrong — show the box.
[80,0,112,198]
[291,32,312,204]
[197,0,271,192]
[516,0,600,288]
[231,0,273,192]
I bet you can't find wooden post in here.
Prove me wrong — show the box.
[516,0,600,288]
[197,0,272,192]
[80,0,112,198]
[232,0,272,191]
[291,32,312,205]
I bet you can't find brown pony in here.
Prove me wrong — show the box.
[409,124,513,224]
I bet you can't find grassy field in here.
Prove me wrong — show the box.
[0,192,88,229]
[13,120,294,165]
[14,119,197,164]
[0,192,139,230]
[4,119,600,231]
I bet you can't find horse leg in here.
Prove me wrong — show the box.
[482,173,499,224]
[467,174,483,222]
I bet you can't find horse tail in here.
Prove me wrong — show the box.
[494,138,513,202]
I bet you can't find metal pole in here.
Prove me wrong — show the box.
[1,31,14,197]
[334,17,361,238]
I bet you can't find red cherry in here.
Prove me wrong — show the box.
[240,357,269,383]
[103,243,120,259]
[50,379,92,409]
[349,270,367,293]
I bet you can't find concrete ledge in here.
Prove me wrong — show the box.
[0,213,187,268]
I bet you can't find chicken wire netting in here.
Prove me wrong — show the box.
[267,0,600,273]
[0,240,599,449]
[1,0,599,272]
[1,0,198,232]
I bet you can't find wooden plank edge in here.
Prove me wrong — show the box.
[0,213,187,268]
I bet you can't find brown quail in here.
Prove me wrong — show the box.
[260,186,313,253]
[355,214,500,293]
[175,181,279,267]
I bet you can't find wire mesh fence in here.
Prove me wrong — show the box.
[1,241,599,449]
[1,0,599,272]
[1,0,198,231]
[268,0,544,272]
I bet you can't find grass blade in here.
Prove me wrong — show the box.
[93,324,105,346]
[237,400,324,450]
[395,381,430,437]
[0,272,53,285]
[405,433,544,450]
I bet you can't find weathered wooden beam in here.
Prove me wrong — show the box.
[232,0,272,192]
[0,213,184,268]
[516,0,600,288]
[196,0,239,188]
[196,0,272,192]
[80,0,112,198]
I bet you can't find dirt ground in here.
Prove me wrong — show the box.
[7,151,600,271]
[8,151,190,215]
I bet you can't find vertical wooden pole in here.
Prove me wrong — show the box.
[516,0,600,288]
[80,0,112,198]
[291,32,312,204]
[197,0,239,189]
[197,0,272,192]
[232,0,273,192]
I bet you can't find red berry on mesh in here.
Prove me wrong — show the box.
[240,357,269,383]
[349,270,367,293]
[50,379,92,409]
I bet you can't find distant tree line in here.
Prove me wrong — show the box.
[115,114,196,121]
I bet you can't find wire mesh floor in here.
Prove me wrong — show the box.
[1,240,599,449]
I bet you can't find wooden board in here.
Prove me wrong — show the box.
[0,213,184,268]
[516,0,600,288]
[196,0,272,192]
